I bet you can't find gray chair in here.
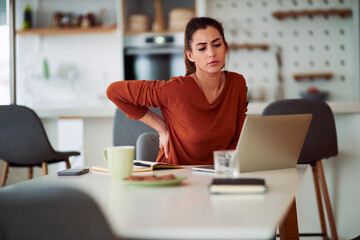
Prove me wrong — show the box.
[0,183,115,240]
[0,105,80,187]
[136,132,160,162]
[113,107,162,159]
[262,99,338,240]
[0,183,116,240]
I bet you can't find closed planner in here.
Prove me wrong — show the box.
[209,178,267,194]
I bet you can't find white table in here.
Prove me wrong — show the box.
[31,165,309,240]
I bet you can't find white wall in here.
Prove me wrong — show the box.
[331,114,360,238]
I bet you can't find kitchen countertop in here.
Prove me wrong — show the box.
[34,102,360,118]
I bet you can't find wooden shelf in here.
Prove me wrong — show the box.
[124,30,183,36]
[16,25,117,36]
[294,72,333,81]
[272,9,352,20]
[229,43,270,51]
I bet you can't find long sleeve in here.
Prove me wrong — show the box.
[106,80,166,120]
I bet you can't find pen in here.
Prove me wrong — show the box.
[91,166,109,173]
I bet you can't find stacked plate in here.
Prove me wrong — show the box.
[168,8,195,31]
[129,14,150,32]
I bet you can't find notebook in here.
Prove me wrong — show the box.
[193,114,312,174]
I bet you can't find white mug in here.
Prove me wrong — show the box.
[104,146,134,180]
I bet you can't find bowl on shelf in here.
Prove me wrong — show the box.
[300,92,329,101]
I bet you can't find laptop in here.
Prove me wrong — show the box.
[193,114,312,173]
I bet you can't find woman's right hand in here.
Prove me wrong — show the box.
[159,129,170,159]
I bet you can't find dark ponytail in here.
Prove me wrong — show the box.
[184,17,228,76]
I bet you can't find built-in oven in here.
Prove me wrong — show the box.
[124,32,185,81]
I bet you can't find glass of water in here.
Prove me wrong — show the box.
[213,150,239,178]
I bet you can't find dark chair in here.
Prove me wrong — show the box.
[0,105,80,187]
[136,132,160,162]
[262,99,338,240]
[113,107,162,159]
[351,235,360,240]
[0,183,116,240]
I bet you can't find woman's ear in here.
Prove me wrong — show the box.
[186,50,195,62]
[225,41,229,54]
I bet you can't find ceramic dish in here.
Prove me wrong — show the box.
[123,176,187,187]
[300,92,329,101]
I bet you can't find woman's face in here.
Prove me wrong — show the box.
[186,26,228,75]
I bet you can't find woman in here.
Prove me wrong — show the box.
[107,17,248,165]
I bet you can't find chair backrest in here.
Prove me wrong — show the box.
[0,183,115,240]
[136,132,160,162]
[262,99,338,164]
[0,105,56,165]
[113,107,162,158]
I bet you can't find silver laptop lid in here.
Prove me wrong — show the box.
[233,114,312,173]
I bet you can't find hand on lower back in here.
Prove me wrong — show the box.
[138,109,169,158]
[159,130,169,159]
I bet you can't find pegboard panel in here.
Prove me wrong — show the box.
[207,0,359,102]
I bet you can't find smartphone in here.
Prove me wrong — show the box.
[57,168,89,176]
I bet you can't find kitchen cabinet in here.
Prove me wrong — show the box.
[122,0,196,81]
[122,0,195,35]
[14,0,201,109]
[15,0,122,109]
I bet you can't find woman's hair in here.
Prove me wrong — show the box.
[184,17,228,76]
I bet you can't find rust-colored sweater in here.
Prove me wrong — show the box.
[106,71,248,165]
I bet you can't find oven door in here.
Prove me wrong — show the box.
[124,47,184,81]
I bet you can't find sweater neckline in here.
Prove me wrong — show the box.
[188,71,229,106]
